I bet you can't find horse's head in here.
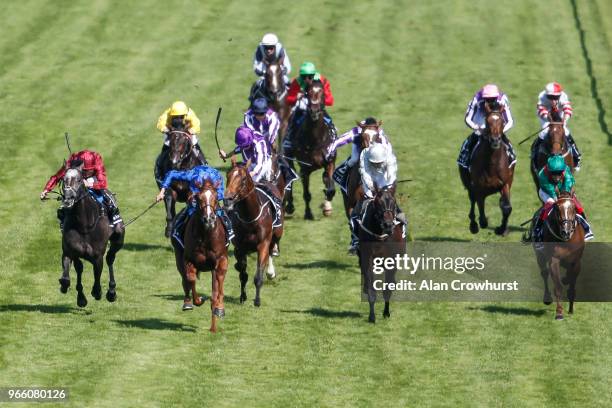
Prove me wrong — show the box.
[553,192,577,241]
[372,186,397,235]
[62,166,86,208]
[224,156,254,211]
[306,80,324,121]
[484,110,504,149]
[357,119,383,150]
[264,62,284,99]
[168,130,193,168]
[194,180,219,230]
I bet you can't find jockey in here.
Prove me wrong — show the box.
[326,117,391,193]
[533,155,593,241]
[40,150,123,233]
[219,126,272,183]
[457,84,516,169]
[155,101,207,185]
[532,82,581,171]
[156,165,234,246]
[283,61,336,156]
[253,33,291,86]
[243,98,280,153]
[348,143,406,254]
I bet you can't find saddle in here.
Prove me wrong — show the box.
[276,157,299,191]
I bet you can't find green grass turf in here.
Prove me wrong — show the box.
[0,0,611,406]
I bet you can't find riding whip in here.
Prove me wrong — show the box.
[214,107,225,162]
[124,201,159,227]
[396,179,413,183]
[65,132,73,154]
[518,124,549,145]
[281,155,312,167]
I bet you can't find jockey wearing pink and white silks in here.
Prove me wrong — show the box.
[243,98,280,153]
[465,88,514,134]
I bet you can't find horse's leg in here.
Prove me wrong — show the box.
[477,195,488,229]
[211,257,228,333]
[567,259,580,314]
[284,161,296,216]
[321,161,335,216]
[235,251,248,304]
[173,247,192,310]
[495,184,512,236]
[468,189,478,234]
[74,258,87,308]
[254,241,270,307]
[105,232,124,302]
[91,256,103,301]
[185,262,203,307]
[539,256,552,305]
[164,194,174,238]
[59,253,71,293]
[550,258,564,320]
[383,268,394,319]
[302,170,313,220]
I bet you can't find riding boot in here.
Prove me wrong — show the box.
[566,133,582,170]
[502,134,517,166]
[457,132,479,168]
[193,143,208,166]
[155,145,170,188]
[57,207,66,232]
[576,210,594,240]
[323,110,337,139]
[348,215,360,255]
[217,208,235,244]
[102,190,124,233]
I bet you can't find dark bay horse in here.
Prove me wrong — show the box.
[225,158,283,307]
[459,109,515,236]
[357,186,406,323]
[158,130,201,237]
[171,180,228,332]
[531,114,574,190]
[532,192,585,320]
[264,62,291,147]
[284,80,336,219]
[59,168,124,307]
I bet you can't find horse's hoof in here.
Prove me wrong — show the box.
[470,222,479,234]
[555,314,564,321]
[213,308,225,319]
[285,204,295,216]
[254,298,261,307]
[321,201,333,217]
[304,210,314,220]
[59,278,70,294]
[479,217,488,229]
[494,226,509,236]
[368,315,376,323]
[91,287,102,301]
[194,296,205,307]
[561,276,569,285]
[164,226,172,238]
[106,290,117,302]
[543,300,552,306]
[383,311,390,319]
[77,294,88,308]
[239,293,247,304]
[182,302,193,311]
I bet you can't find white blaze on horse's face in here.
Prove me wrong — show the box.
[204,190,213,218]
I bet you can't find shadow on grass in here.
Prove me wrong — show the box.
[284,260,354,269]
[415,236,471,242]
[113,318,197,332]
[468,305,546,317]
[122,242,172,252]
[0,304,89,314]
[281,307,361,319]
[151,293,242,304]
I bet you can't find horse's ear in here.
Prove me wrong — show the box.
[356,120,364,128]
[377,120,383,128]
[231,155,237,167]
[194,180,203,189]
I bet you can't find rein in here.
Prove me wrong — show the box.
[544,197,577,242]
[169,130,194,166]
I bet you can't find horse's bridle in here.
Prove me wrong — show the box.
[169,130,194,166]
[545,197,577,241]
[226,168,255,205]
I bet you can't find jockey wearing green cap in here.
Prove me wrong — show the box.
[284,61,336,155]
[532,155,593,241]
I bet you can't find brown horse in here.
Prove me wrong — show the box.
[533,192,585,320]
[341,121,383,220]
[459,109,515,236]
[357,186,406,323]
[158,130,201,237]
[284,80,336,219]
[171,180,228,332]
[531,114,574,190]
[264,61,291,147]
[224,158,283,307]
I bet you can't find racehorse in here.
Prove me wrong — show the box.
[284,79,336,219]
[532,192,585,320]
[171,180,228,332]
[531,113,574,190]
[264,61,291,147]
[341,121,382,220]
[58,167,124,307]
[356,186,406,323]
[459,109,515,236]
[224,158,283,307]
[158,129,201,237]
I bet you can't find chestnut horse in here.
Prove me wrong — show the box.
[264,62,291,147]
[225,158,283,307]
[171,180,228,332]
[531,113,574,190]
[284,80,336,219]
[459,109,515,236]
[157,130,201,237]
[58,167,124,307]
[357,186,406,323]
[533,192,585,320]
